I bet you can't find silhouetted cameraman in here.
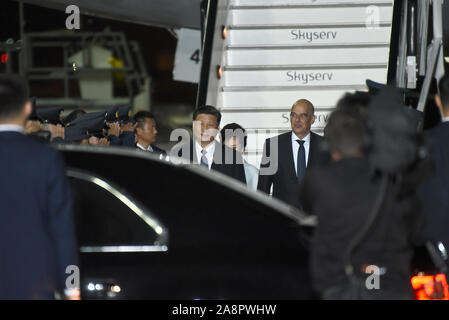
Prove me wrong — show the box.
[299,90,427,300]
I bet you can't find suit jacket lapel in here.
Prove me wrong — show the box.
[308,132,318,168]
[212,141,228,168]
[282,132,297,178]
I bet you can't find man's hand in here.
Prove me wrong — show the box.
[48,124,65,141]
[89,136,110,146]
[107,122,121,137]
[97,138,110,146]
[88,136,99,145]
[25,120,42,134]
[120,122,137,134]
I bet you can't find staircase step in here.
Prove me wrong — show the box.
[220,108,333,131]
[231,6,393,26]
[227,43,389,49]
[229,23,392,29]
[222,67,387,87]
[224,63,387,71]
[227,26,392,46]
[218,89,353,109]
[226,46,390,66]
[221,84,367,91]
[231,0,393,7]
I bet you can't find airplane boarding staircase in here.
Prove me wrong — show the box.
[199,0,395,167]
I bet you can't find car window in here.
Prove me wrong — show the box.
[67,170,167,252]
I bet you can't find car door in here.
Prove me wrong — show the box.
[60,145,316,299]
[67,168,170,299]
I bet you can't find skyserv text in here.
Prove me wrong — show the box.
[171,304,277,317]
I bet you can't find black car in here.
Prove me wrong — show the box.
[58,145,449,300]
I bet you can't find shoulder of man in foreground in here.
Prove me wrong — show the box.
[3,132,78,293]
[2,131,60,157]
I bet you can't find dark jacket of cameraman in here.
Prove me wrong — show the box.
[299,157,424,299]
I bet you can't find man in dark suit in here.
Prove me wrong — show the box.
[418,73,449,250]
[172,105,246,184]
[0,74,78,300]
[133,110,166,156]
[257,99,329,208]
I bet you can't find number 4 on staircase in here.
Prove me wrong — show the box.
[190,49,200,64]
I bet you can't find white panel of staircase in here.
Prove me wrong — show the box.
[220,109,332,130]
[231,7,393,26]
[245,130,282,151]
[223,68,387,87]
[226,46,390,66]
[228,27,391,46]
[218,89,352,109]
[231,0,393,6]
[245,130,284,162]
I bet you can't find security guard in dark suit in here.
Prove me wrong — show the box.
[0,74,79,300]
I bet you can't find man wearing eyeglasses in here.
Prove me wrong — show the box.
[257,99,329,209]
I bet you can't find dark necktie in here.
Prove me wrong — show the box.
[296,140,306,183]
[200,149,209,169]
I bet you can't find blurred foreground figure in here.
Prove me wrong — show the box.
[299,90,429,300]
[0,74,79,300]
[418,73,449,250]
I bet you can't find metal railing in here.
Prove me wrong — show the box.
[23,30,148,109]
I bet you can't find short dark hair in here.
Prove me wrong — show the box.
[193,105,221,125]
[133,110,155,130]
[324,109,367,156]
[336,91,372,115]
[0,74,29,118]
[438,73,449,108]
[220,123,247,148]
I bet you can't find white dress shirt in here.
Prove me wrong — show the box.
[291,131,311,175]
[243,156,259,190]
[195,140,215,170]
[0,124,24,134]
[136,142,154,152]
[443,116,449,123]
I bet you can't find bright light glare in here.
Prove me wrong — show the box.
[111,285,121,293]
